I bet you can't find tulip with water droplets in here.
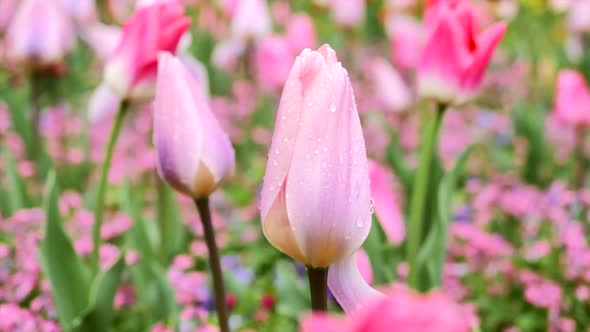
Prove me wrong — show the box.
[153,52,234,332]
[259,45,372,311]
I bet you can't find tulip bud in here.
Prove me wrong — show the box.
[103,2,190,101]
[418,0,506,105]
[553,70,590,127]
[153,53,235,198]
[259,45,372,268]
[286,14,317,54]
[330,0,365,27]
[4,0,74,68]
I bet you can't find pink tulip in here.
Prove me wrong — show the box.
[369,58,413,112]
[254,36,294,92]
[259,45,371,268]
[153,53,235,198]
[301,287,470,332]
[553,70,590,127]
[0,0,18,32]
[4,0,74,68]
[81,24,122,61]
[330,0,366,27]
[568,0,590,34]
[369,161,405,245]
[231,0,272,39]
[59,0,96,23]
[88,83,121,123]
[103,2,190,100]
[286,14,317,54]
[212,38,247,71]
[387,15,423,70]
[418,0,507,105]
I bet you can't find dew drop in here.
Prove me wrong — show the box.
[369,199,375,214]
[272,159,279,166]
[329,104,336,113]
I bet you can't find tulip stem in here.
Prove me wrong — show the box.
[194,197,230,332]
[91,101,129,273]
[407,103,446,291]
[29,71,42,160]
[307,267,328,311]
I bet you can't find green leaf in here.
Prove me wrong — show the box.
[2,148,33,214]
[386,134,413,199]
[39,171,90,330]
[156,181,186,262]
[416,147,472,289]
[76,255,126,332]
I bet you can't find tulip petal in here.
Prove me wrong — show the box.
[369,161,405,245]
[461,22,507,93]
[285,50,371,268]
[328,254,384,314]
[300,313,348,332]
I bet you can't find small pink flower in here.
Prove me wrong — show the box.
[418,0,507,104]
[286,14,317,54]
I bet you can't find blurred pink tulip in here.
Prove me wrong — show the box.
[259,45,371,268]
[4,0,74,68]
[369,58,413,112]
[103,2,190,100]
[231,0,272,39]
[568,0,590,34]
[418,0,507,105]
[153,53,235,198]
[286,14,317,54]
[330,0,365,27]
[301,287,470,332]
[387,15,423,70]
[255,36,294,92]
[0,0,18,32]
[60,0,96,23]
[88,83,121,123]
[369,161,405,245]
[553,70,590,127]
[212,38,247,71]
[81,24,122,61]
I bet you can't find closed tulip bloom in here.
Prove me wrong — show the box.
[418,0,507,105]
[259,45,371,268]
[153,53,235,198]
[553,70,590,127]
[330,0,366,27]
[231,0,272,39]
[4,0,74,68]
[103,2,190,100]
[369,58,412,112]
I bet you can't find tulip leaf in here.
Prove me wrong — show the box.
[39,171,90,330]
[2,148,33,214]
[75,255,126,332]
[122,182,178,327]
[386,134,413,199]
[156,181,186,263]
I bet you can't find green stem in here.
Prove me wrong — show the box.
[91,101,129,273]
[307,267,328,311]
[407,103,446,290]
[156,178,169,263]
[29,72,42,160]
[194,197,230,332]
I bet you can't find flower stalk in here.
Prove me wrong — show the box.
[307,267,328,312]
